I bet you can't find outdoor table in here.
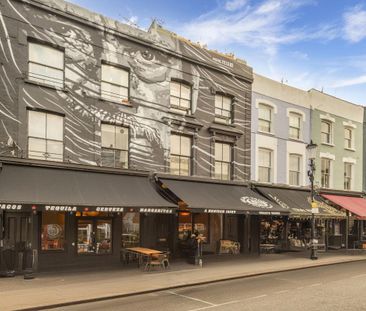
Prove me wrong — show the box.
[123,247,163,268]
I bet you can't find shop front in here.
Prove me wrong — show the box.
[255,185,346,252]
[321,193,366,249]
[0,160,176,273]
[156,176,289,259]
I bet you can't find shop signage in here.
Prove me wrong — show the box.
[45,205,78,212]
[0,203,22,210]
[203,209,237,214]
[96,207,124,212]
[258,211,281,215]
[140,208,174,214]
[240,196,273,209]
[268,195,290,209]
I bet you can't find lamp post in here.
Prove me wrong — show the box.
[306,140,318,260]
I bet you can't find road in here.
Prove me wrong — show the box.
[53,261,366,311]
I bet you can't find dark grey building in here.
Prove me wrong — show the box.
[0,0,288,272]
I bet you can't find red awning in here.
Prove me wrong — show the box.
[322,194,366,218]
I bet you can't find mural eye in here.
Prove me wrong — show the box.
[142,50,154,61]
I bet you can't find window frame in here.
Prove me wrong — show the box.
[27,40,65,89]
[344,127,353,150]
[258,148,273,183]
[100,62,130,104]
[170,133,192,176]
[40,212,66,253]
[214,93,233,125]
[214,141,232,180]
[169,80,192,114]
[288,154,302,186]
[101,123,129,169]
[321,120,333,145]
[344,162,352,190]
[27,109,64,162]
[289,112,302,140]
[258,104,273,133]
[321,158,331,188]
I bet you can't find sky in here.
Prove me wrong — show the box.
[68,0,366,105]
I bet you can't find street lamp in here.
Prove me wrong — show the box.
[306,140,318,260]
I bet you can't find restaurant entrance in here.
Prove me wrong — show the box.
[1,212,32,273]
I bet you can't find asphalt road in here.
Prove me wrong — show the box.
[52,261,366,311]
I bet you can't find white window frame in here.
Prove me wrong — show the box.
[258,148,273,183]
[101,124,129,169]
[27,110,64,162]
[321,120,333,145]
[170,134,192,176]
[101,63,129,104]
[288,112,302,140]
[258,104,273,134]
[344,127,354,150]
[170,81,192,114]
[28,41,64,89]
[289,154,302,186]
[321,158,332,188]
[344,162,353,190]
[214,142,232,180]
[214,94,232,125]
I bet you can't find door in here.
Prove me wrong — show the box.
[3,212,31,271]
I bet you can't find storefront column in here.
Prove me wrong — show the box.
[346,211,349,249]
[0,210,3,271]
[242,216,250,254]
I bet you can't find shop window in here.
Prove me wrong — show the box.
[344,162,352,190]
[101,124,129,168]
[77,218,112,255]
[28,110,64,162]
[260,218,286,246]
[41,212,65,251]
[178,212,192,241]
[28,42,64,88]
[289,112,302,140]
[215,94,232,124]
[193,213,209,241]
[321,120,332,144]
[344,128,353,149]
[101,64,129,103]
[122,212,140,248]
[258,148,272,183]
[170,134,192,176]
[170,81,191,114]
[258,104,272,133]
[321,158,331,188]
[289,154,302,186]
[214,142,231,180]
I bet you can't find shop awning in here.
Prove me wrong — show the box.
[256,187,346,218]
[321,194,366,218]
[0,162,176,213]
[159,178,289,215]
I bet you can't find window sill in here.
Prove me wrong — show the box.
[257,130,275,137]
[24,78,68,93]
[169,107,193,117]
[213,118,233,127]
[288,138,304,143]
[344,147,356,152]
[321,142,335,147]
[100,97,133,107]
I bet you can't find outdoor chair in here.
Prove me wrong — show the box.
[144,253,170,271]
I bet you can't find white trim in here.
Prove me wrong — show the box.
[255,99,278,114]
[287,108,306,122]
[343,157,356,164]
[320,113,335,123]
[343,120,357,129]
[320,152,335,160]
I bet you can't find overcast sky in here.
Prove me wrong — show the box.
[69,0,366,105]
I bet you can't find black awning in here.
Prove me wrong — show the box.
[0,163,176,213]
[159,178,289,215]
[255,186,346,218]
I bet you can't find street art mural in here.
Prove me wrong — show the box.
[0,0,253,180]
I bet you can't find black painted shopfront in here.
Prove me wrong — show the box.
[0,160,176,272]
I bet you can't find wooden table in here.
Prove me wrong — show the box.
[123,247,163,268]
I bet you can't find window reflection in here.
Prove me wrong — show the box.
[122,212,140,248]
[41,212,65,251]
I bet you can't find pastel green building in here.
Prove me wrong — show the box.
[309,90,364,192]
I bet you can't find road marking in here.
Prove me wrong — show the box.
[187,300,240,311]
[166,291,216,306]
[275,289,290,294]
[309,283,322,287]
[351,274,366,279]
[247,294,268,300]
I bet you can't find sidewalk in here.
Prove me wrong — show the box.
[1,251,366,311]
